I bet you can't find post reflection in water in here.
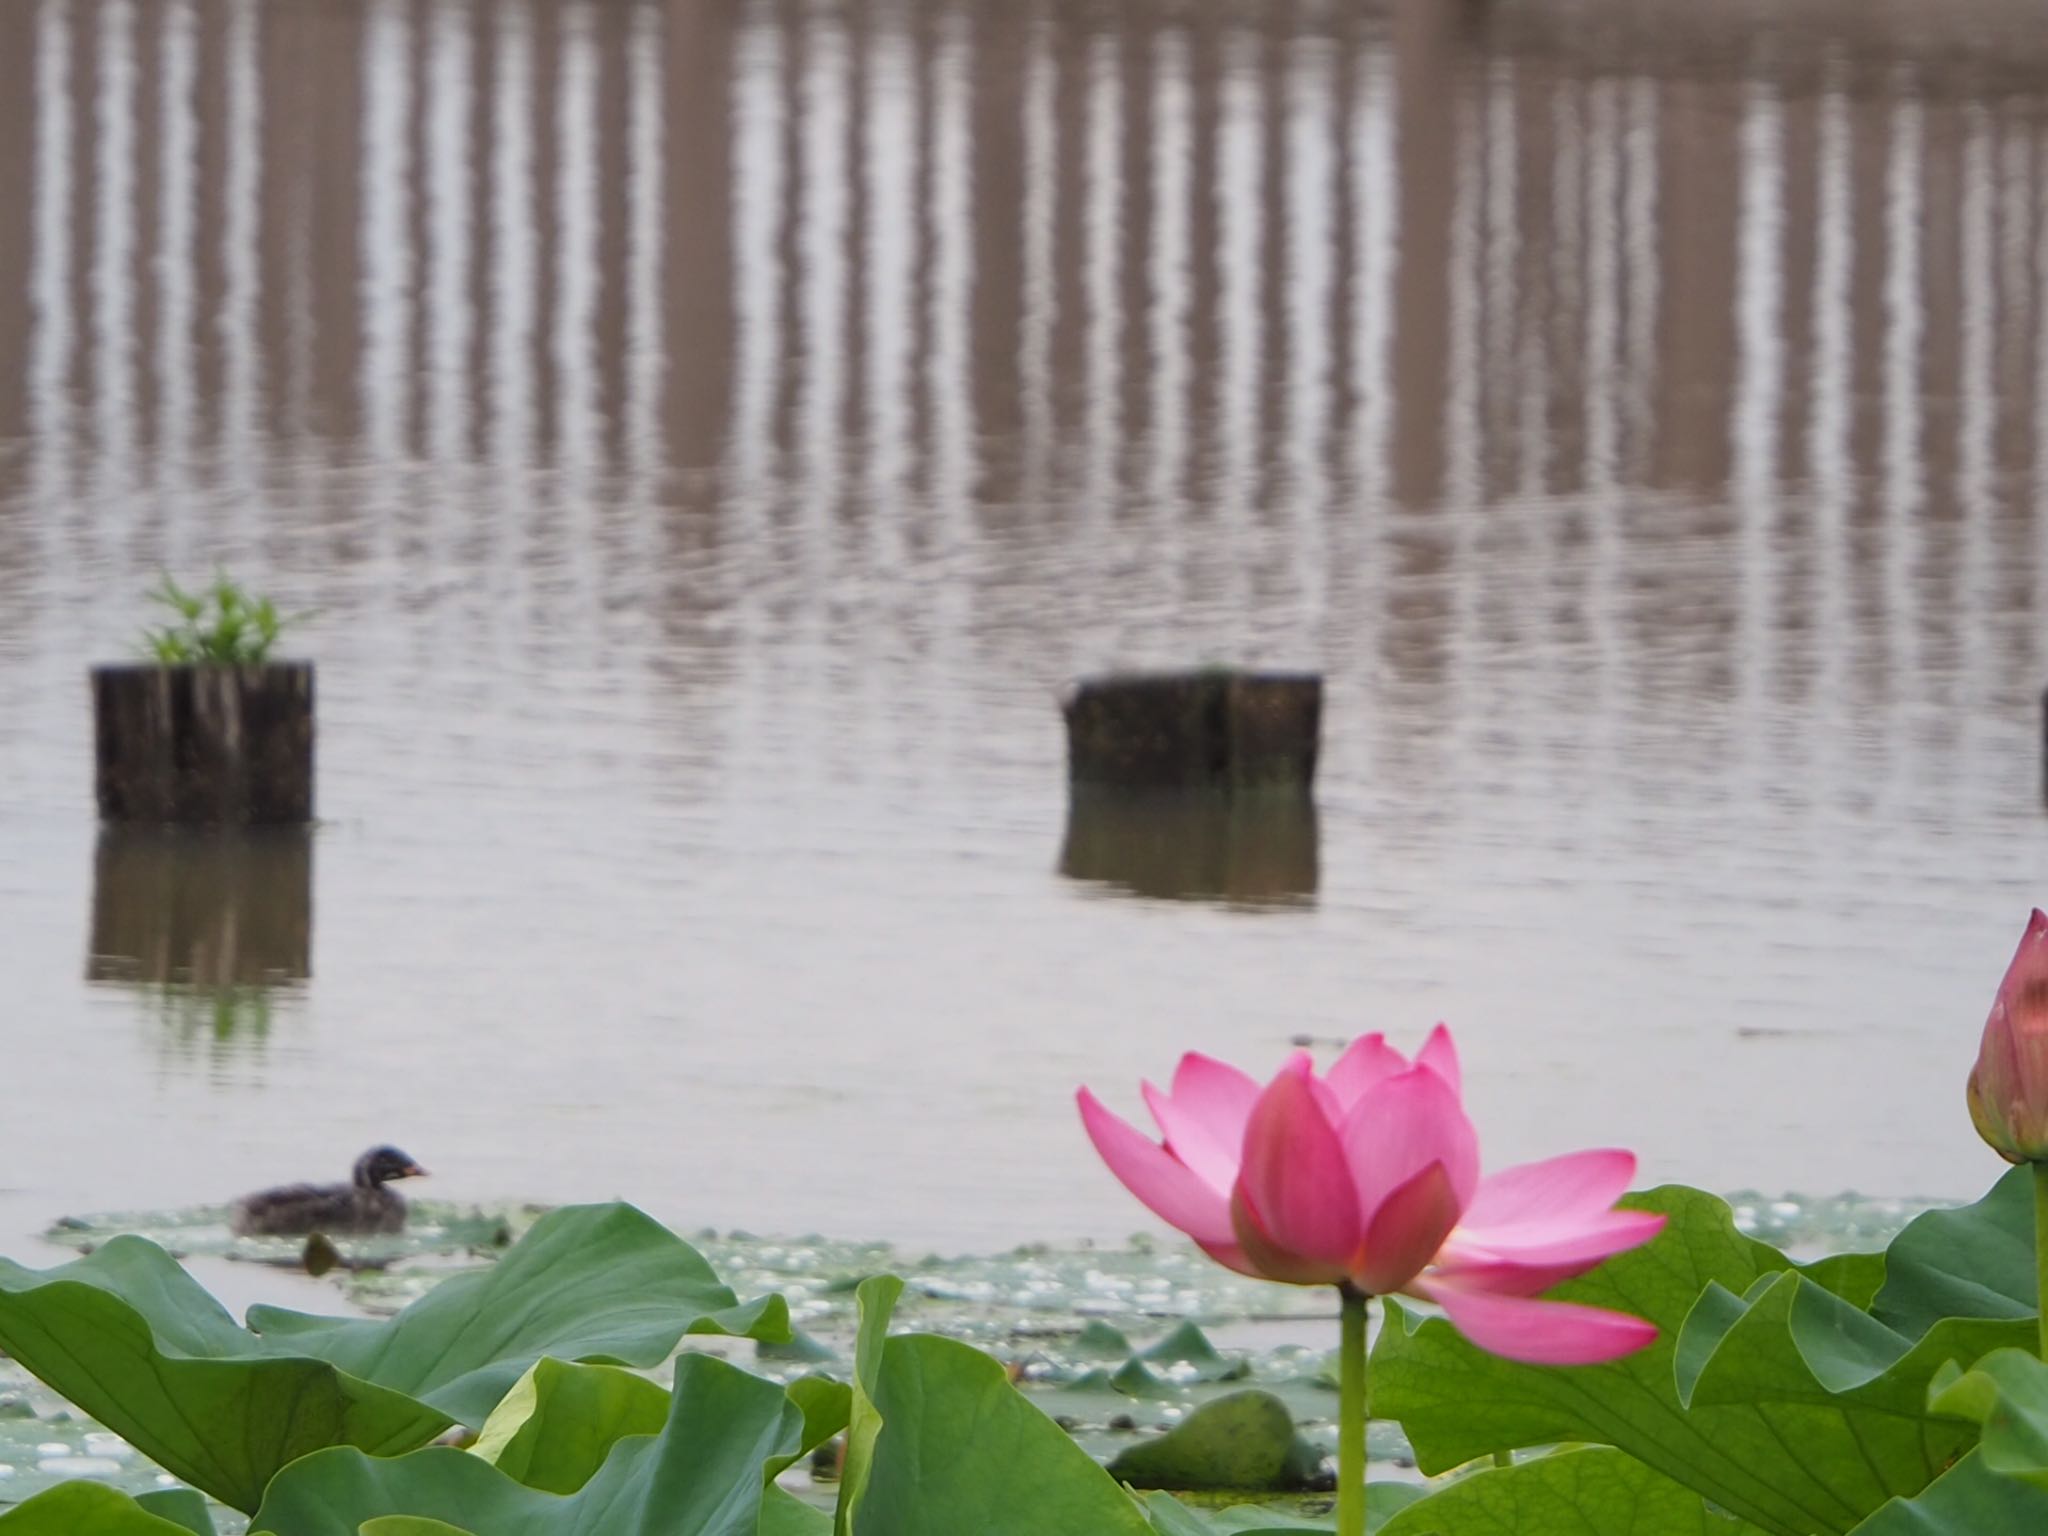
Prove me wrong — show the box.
[1060,793,1320,910]
[86,829,313,1054]
[3,0,2048,1240]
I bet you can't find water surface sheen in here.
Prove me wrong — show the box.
[1,0,2045,1254]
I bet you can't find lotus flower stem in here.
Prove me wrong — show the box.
[1337,1283,1369,1536]
[2035,1163,2048,1360]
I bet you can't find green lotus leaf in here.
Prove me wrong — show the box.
[0,1482,209,1536]
[1377,1447,1763,1535]
[131,1490,217,1536]
[470,1358,673,1494]
[1845,1349,2048,1530]
[1872,1166,2035,1338]
[1927,1347,2048,1487]
[0,1238,450,1512]
[836,1271,1152,1535]
[249,1203,789,1426]
[249,1353,804,1536]
[1142,1484,1423,1533]
[1373,1184,2007,1536]
[0,1203,787,1512]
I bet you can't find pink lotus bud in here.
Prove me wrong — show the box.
[1968,911,2048,1164]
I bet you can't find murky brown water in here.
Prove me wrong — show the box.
[2,0,2046,1257]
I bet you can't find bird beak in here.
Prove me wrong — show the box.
[405,1163,429,1178]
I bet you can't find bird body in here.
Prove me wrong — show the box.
[230,1146,428,1238]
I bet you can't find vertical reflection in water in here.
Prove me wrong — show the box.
[2037,123,2048,624]
[1018,11,1056,487]
[728,3,784,495]
[926,8,975,754]
[1480,61,1516,498]
[1883,80,1926,697]
[1442,74,1483,514]
[1546,73,1583,497]
[486,0,537,670]
[1145,22,1190,620]
[1622,78,1660,478]
[1215,26,1261,627]
[722,1,785,768]
[1583,80,1622,494]
[863,6,912,592]
[1081,30,1122,564]
[221,0,262,481]
[1348,43,1395,517]
[1582,75,1623,742]
[1732,79,1783,733]
[795,2,849,768]
[92,0,138,509]
[1809,77,1853,761]
[860,4,913,758]
[426,0,476,467]
[554,1,600,476]
[623,3,665,479]
[1282,32,1332,634]
[156,0,198,538]
[29,0,75,575]
[360,0,413,466]
[1956,104,1996,729]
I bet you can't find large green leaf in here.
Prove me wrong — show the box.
[250,1203,789,1425]
[0,1239,450,1511]
[1926,1348,2048,1487]
[249,1353,804,1536]
[831,1272,1151,1536]
[1376,1448,1761,1535]
[469,1356,848,1496]
[1373,1185,2007,1536]
[0,1204,787,1512]
[1872,1167,2035,1338]
[1845,1349,2048,1533]
[470,1358,673,1494]
[1143,1486,1423,1533]
[1673,1272,2020,1513]
[0,1483,206,1535]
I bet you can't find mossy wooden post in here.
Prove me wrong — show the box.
[1061,669,1321,792]
[92,663,315,825]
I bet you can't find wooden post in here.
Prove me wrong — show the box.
[91,663,315,825]
[87,828,313,986]
[1061,670,1322,792]
[1060,793,1319,906]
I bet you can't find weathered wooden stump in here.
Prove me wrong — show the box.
[87,828,313,986]
[92,662,314,824]
[1060,793,1319,906]
[1062,670,1321,793]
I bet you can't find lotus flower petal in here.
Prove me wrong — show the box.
[1232,1060,1360,1273]
[1326,1034,1409,1110]
[1342,1065,1480,1224]
[1449,1209,1667,1269]
[1415,1024,1461,1095]
[1414,1275,1659,1365]
[1076,1088,1234,1246]
[1353,1161,1461,1296]
[1460,1148,1638,1235]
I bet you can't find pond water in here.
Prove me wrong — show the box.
[2,0,2047,1278]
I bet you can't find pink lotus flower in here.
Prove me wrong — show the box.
[1968,910,2048,1164]
[1077,1027,1664,1365]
